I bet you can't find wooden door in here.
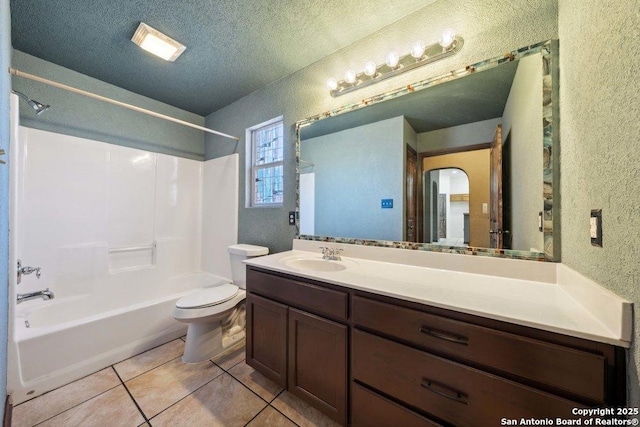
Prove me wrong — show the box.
[288,308,348,426]
[246,293,288,387]
[489,125,503,248]
[405,145,418,242]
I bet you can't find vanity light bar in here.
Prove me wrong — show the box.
[328,31,464,97]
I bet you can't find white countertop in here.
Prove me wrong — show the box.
[245,244,632,348]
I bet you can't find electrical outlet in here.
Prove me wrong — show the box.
[288,211,296,226]
[482,203,488,214]
[590,209,602,247]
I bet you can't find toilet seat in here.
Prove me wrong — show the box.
[176,284,239,309]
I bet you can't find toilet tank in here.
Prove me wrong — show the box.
[228,244,269,289]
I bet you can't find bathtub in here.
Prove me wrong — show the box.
[7,271,226,405]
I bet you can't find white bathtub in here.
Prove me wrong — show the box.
[7,272,226,404]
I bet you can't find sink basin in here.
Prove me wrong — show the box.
[280,256,356,272]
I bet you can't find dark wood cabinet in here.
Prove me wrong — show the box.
[246,267,349,426]
[351,293,625,425]
[353,329,584,427]
[352,295,608,402]
[246,265,626,427]
[289,308,348,424]
[351,382,442,427]
[246,293,288,387]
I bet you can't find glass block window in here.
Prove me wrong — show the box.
[248,118,284,207]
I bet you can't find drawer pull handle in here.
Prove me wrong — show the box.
[421,379,469,405]
[420,327,469,345]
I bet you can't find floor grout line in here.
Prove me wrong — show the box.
[30,383,123,427]
[268,393,303,427]
[226,365,282,405]
[15,365,118,406]
[14,344,310,427]
[142,360,226,423]
[242,404,268,427]
[118,352,187,383]
[113,366,151,425]
[25,367,123,426]
[113,338,186,382]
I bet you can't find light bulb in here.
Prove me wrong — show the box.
[363,61,377,77]
[440,28,456,48]
[344,69,357,84]
[410,41,426,59]
[326,78,338,91]
[386,51,400,68]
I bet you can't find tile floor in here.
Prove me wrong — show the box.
[12,338,341,427]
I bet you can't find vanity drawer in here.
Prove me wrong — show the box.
[351,382,442,427]
[352,295,606,402]
[247,268,348,320]
[352,330,584,426]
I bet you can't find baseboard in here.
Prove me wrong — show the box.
[3,395,12,427]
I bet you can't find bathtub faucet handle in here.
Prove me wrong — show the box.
[17,259,42,284]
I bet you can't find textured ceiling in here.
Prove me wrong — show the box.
[301,59,519,140]
[10,0,435,116]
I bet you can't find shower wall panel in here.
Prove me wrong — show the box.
[107,145,156,249]
[17,127,203,298]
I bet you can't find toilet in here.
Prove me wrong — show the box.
[173,244,269,363]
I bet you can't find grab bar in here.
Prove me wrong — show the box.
[108,241,156,254]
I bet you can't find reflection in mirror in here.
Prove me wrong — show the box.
[425,168,470,247]
[297,41,556,261]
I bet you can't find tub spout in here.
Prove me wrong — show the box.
[17,288,55,304]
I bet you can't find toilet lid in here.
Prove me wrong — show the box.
[176,284,240,309]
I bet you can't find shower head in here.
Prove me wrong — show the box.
[12,90,50,115]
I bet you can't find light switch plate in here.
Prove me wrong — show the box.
[590,209,602,247]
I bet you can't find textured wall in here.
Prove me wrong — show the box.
[205,0,558,253]
[417,118,502,152]
[302,116,404,241]
[558,0,640,403]
[0,0,11,418]
[502,53,544,252]
[11,51,206,160]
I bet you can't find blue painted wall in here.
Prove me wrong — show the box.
[301,117,405,241]
[11,50,206,160]
[204,0,558,254]
[1,0,11,418]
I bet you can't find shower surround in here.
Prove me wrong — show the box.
[7,108,239,404]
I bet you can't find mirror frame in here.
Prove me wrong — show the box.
[295,40,559,262]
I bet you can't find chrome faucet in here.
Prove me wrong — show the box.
[319,247,344,261]
[17,259,41,284]
[17,288,55,304]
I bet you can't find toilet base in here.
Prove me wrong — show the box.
[182,304,246,363]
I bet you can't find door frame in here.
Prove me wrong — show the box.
[417,142,491,244]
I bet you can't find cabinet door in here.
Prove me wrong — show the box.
[246,293,287,387]
[288,308,347,426]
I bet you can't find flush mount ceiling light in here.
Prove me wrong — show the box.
[131,22,186,62]
[327,29,463,97]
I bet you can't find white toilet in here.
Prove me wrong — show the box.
[173,244,269,363]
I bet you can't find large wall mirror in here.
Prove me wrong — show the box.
[295,41,558,261]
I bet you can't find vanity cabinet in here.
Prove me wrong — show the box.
[246,293,288,387]
[351,293,625,426]
[246,267,349,426]
[246,266,625,427]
